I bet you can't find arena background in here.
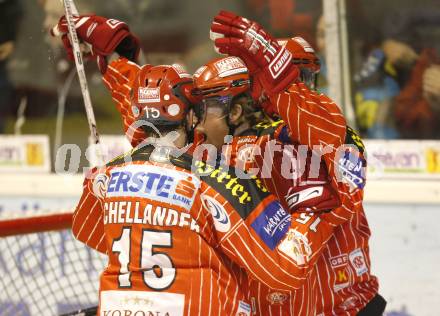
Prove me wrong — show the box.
[0,0,439,315]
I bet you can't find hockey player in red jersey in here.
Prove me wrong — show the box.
[199,10,386,315]
[51,14,360,316]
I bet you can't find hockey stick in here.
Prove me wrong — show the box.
[59,306,97,316]
[61,0,104,164]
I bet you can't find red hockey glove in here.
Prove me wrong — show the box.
[210,11,299,100]
[51,15,140,73]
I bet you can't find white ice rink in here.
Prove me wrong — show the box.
[366,203,440,316]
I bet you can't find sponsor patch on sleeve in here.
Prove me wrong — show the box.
[201,194,231,233]
[337,149,366,190]
[92,173,109,199]
[251,201,291,250]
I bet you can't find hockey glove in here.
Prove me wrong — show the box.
[51,15,140,73]
[210,11,299,100]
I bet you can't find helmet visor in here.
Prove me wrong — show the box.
[299,68,318,91]
[193,95,230,123]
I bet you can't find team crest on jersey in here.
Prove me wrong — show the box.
[92,173,109,199]
[237,145,257,163]
[349,248,368,276]
[278,228,312,265]
[266,292,288,305]
[330,253,350,292]
[201,194,231,233]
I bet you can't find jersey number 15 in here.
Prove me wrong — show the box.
[112,227,176,290]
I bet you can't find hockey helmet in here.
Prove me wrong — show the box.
[191,57,251,121]
[278,37,321,89]
[131,63,194,127]
[192,56,250,98]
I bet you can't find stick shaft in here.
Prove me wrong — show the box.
[62,0,101,147]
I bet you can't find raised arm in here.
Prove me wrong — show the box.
[50,14,146,147]
[72,168,107,254]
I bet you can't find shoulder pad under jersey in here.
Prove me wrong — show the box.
[252,119,285,137]
[106,147,137,167]
[107,145,271,219]
[345,126,365,154]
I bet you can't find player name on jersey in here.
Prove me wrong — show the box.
[104,201,200,232]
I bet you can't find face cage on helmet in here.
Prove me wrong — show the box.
[191,77,250,122]
[193,95,231,124]
[299,68,319,91]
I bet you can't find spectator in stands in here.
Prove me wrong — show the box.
[315,9,391,140]
[382,9,440,138]
[352,39,401,139]
[316,5,401,139]
[0,0,23,133]
[320,4,440,139]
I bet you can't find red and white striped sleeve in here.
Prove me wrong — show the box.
[271,82,347,148]
[272,83,346,182]
[270,84,357,225]
[102,57,146,147]
[72,170,107,254]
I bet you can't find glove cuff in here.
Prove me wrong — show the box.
[115,35,140,62]
[265,64,300,95]
[93,27,131,57]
